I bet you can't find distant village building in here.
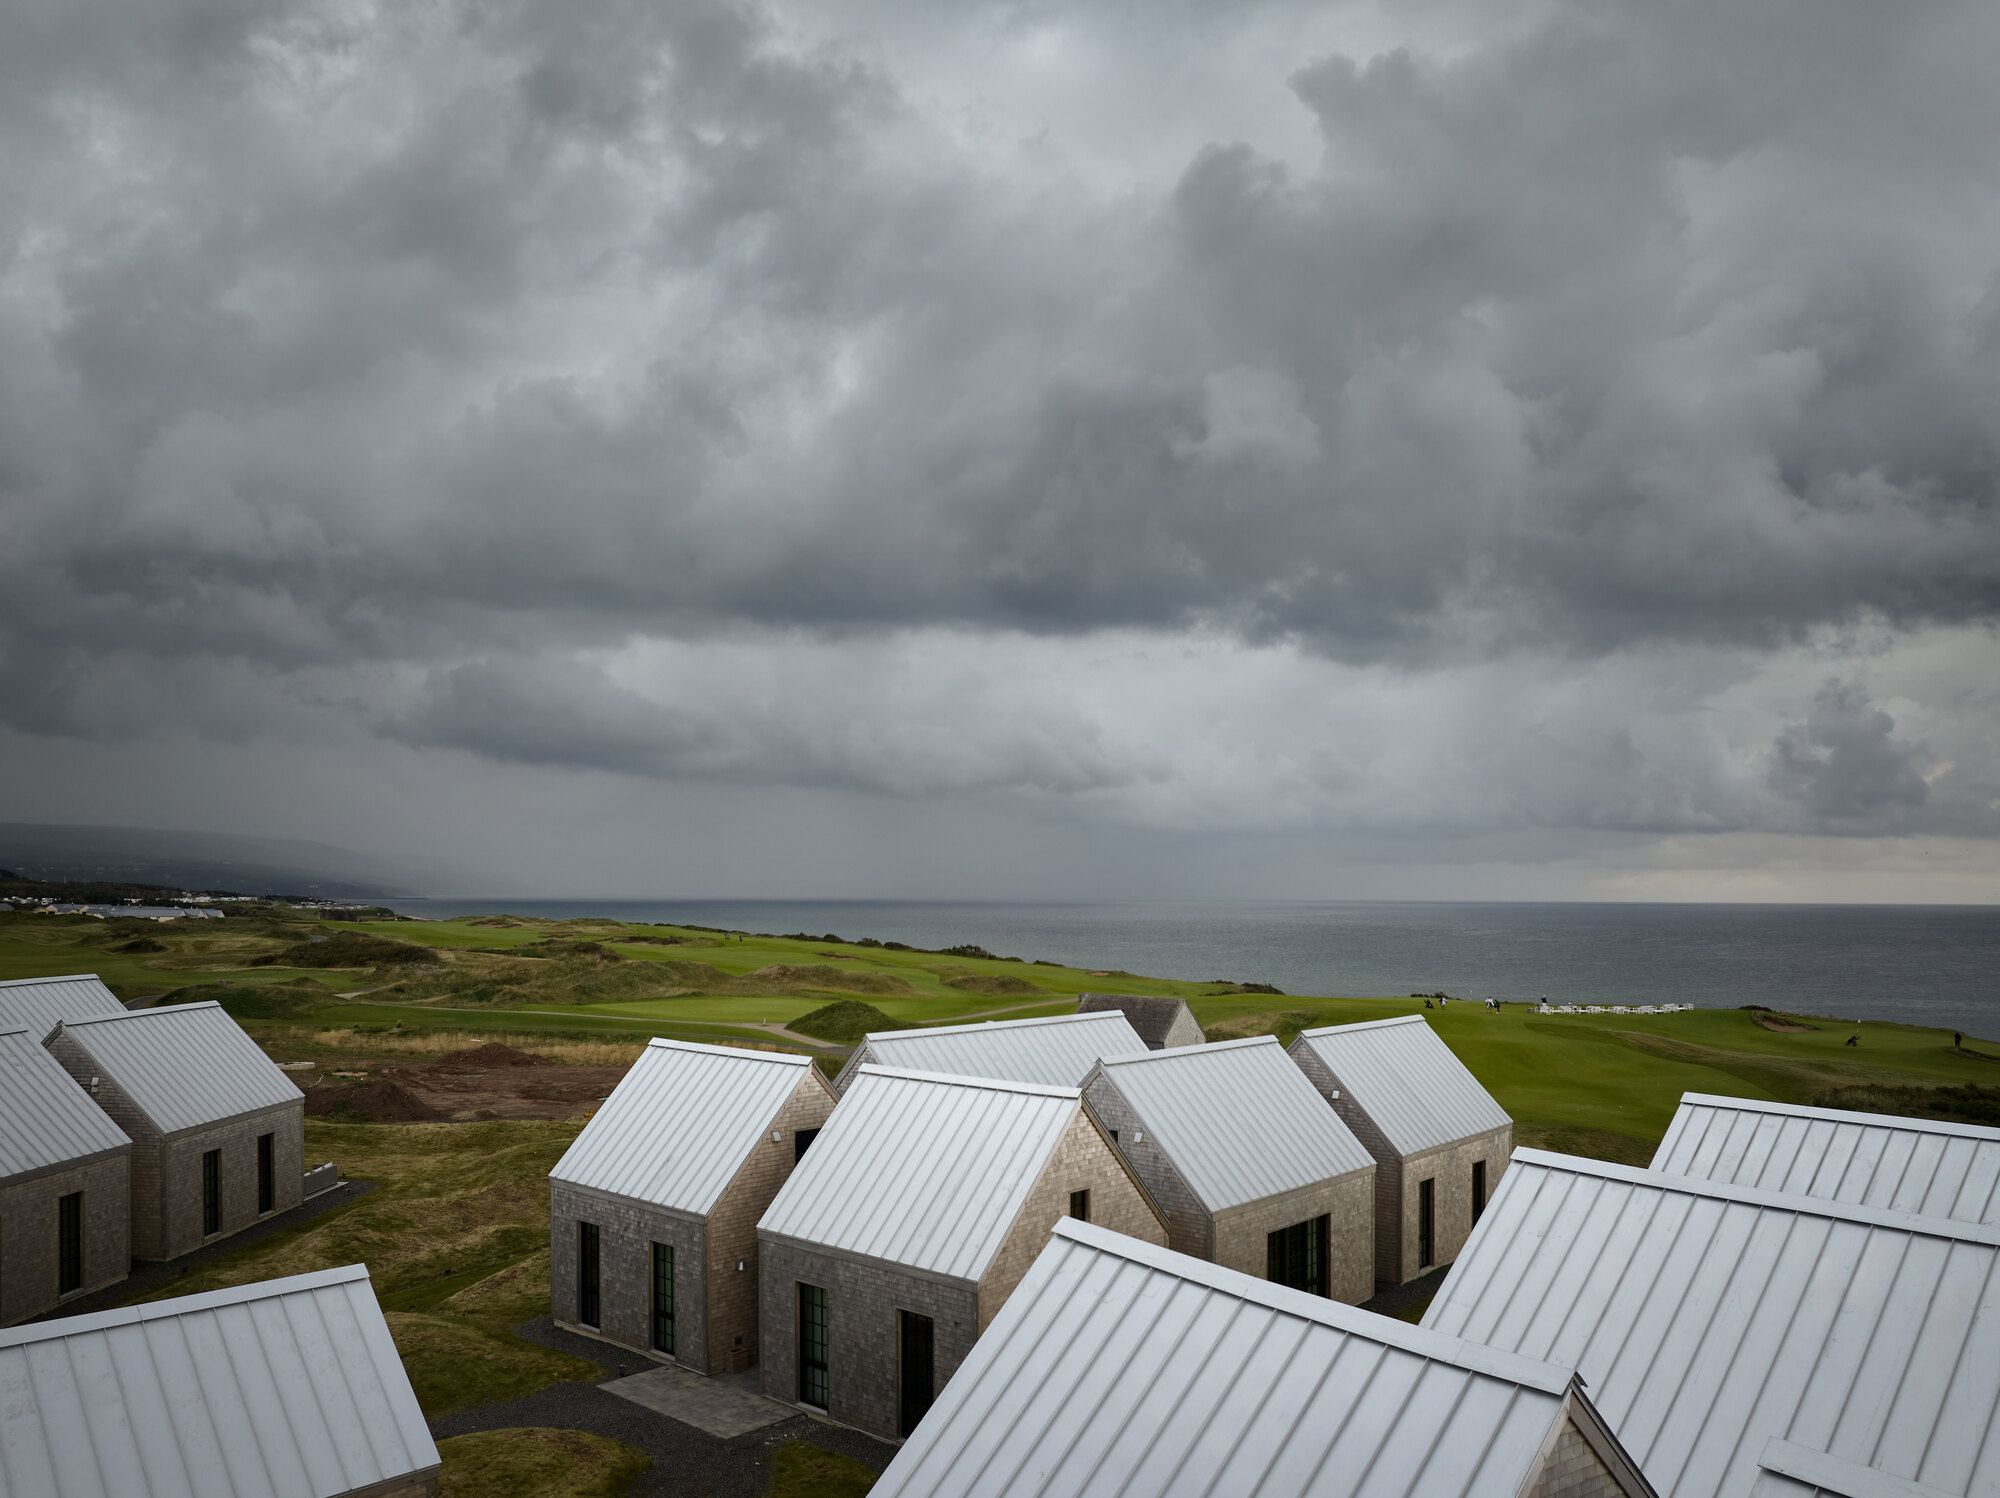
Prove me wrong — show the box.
[1652,1091,2000,1224]
[0,1027,132,1325]
[757,1066,1167,1442]
[1425,1147,2000,1498]
[871,1219,1658,1498]
[831,1011,1150,1093]
[1082,1036,1378,1302]
[0,973,128,1036]
[44,1002,305,1260]
[1288,1015,1512,1284]
[1075,992,1205,1049]
[548,1039,838,1374]
[0,1264,440,1498]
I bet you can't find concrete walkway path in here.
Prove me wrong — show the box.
[600,1364,793,1438]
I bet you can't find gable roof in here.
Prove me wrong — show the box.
[1289,1015,1510,1155]
[1075,993,1201,1049]
[0,1027,130,1182]
[1088,1037,1375,1211]
[0,974,126,1038]
[872,1218,1653,1498]
[0,1264,438,1498]
[1751,1439,1965,1498]
[52,1003,301,1136]
[835,1011,1149,1093]
[1422,1149,2000,1498]
[1653,1093,2000,1226]
[549,1039,832,1214]
[760,1067,1080,1282]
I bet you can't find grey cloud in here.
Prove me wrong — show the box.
[1768,679,1930,825]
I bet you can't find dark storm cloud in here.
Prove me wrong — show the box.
[2,0,1998,847]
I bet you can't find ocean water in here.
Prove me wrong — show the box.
[387,898,2000,1041]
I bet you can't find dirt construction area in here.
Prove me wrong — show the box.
[298,1042,632,1122]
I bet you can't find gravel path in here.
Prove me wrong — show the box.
[426,1318,898,1497]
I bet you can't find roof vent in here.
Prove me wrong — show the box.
[88,1076,100,1094]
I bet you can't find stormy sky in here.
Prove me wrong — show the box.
[3,0,1998,901]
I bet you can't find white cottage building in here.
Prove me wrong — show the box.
[1081,1036,1379,1301]
[1288,1014,1512,1283]
[548,1039,838,1374]
[0,1027,132,1324]
[0,1264,439,1498]
[1652,1091,2000,1224]
[1426,1148,2000,1498]
[872,1219,1657,1498]
[832,1011,1149,1093]
[757,1066,1167,1441]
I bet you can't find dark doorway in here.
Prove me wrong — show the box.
[58,1191,83,1294]
[257,1132,275,1214]
[794,1128,820,1163]
[1266,1214,1330,1296]
[798,1283,829,1408]
[1472,1160,1487,1223]
[651,1243,675,1354]
[578,1222,601,1327]
[201,1149,221,1236]
[1418,1178,1436,1269]
[898,1310,936,1436]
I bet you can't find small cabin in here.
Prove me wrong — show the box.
[1075,992,1205,1049]
[832,1011,1150,1093]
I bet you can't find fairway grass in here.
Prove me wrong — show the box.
[437,1428,652,1498]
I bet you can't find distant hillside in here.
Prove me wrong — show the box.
[0,822,435,899]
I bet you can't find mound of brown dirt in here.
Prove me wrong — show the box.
[305,1078,441,1122]
[426,1042,552,1072]
[1753,1013,1820,1033]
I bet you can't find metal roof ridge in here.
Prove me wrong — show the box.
[864,1011,1127,1043]
[1758,1438,1961,1498]
[1050,1220,1577,1395]
[644,1036,810,1064]
[1097,1034,1278,1065]
[0,973,107,988]
[0,1264,374,1349]
[0,1025,28,1038]
[1515,1147,2000,1247]
[1673,1090,2000,1143]
[60,999,223,1026]
[856,1065,1082,1099]
[1295,1014,1427,1038]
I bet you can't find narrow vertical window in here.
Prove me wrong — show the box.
[651,1243,675,1354]
[578,1222,601,1327]
[898,1310,935,1436]
[202,1148,221,1236]
[1068,1189,1090,1222]
[1472,1160,1487,1223]
[793,1128,820,1163]
[1418,1177,1436,1269]
[797,1283,829,1408]
[257,1132,275,1214]
[58,1191,83,1294]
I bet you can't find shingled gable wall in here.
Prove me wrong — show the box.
[759,1099,1168,1442]
[552,1064,836,1375]
[1210,1169,1376,1305]
[1080,1074,1212,1260]
[0,1153,130,1324]
[43,1029,303,1261]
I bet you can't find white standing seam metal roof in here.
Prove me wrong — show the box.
[549,1039,831,1214]
[871,1218,1653,1498]
[1421,1148,2000,1498]
[0,1028,130,1182]
[1750,1439,1967,1498]
[0,974,126,1038]
[1289,1015,1511,1156]
[760,1067,1081,1282]
[1088,1037,1376,1211]
[0,1264,437,1498]
[834,1011,1150,1093]
[51,1003,302,1137]
[1652,1093,2000,1226]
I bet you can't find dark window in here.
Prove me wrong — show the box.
[1069,1189,1090,1222]
[1418,1178,1436,1269]
[798,1283,829,1408]
[202,1149,221,1236]
[651,1243,675,1354]
[898,1310,935,1436]
[1266,1214,1330,1297]
[794,1128,820,1163]
[578,1222,601,1327]
[58,1192,83,1294]
[1109,1129,1118,1142]
[257,1132,275,1214]
[1472,1160,1487,1223]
